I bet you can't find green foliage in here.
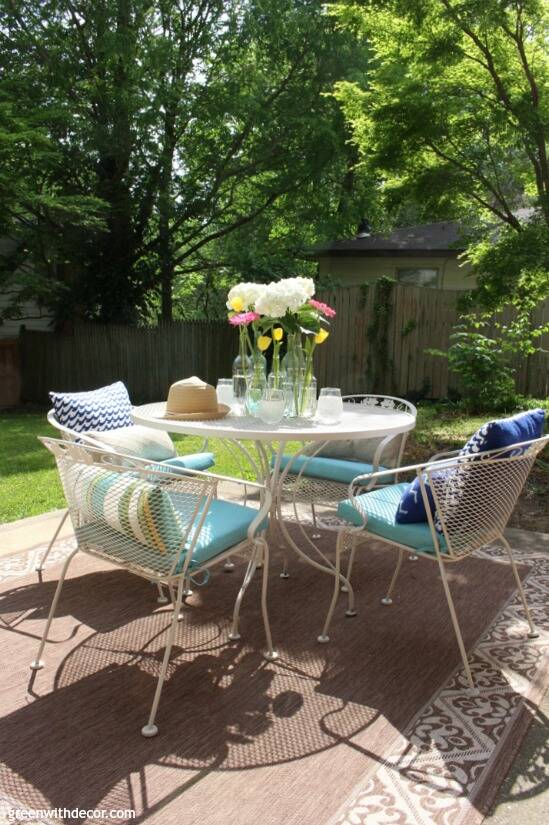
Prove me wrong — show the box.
[0,100,107,324]
[463,218,549,352]
[427,328,517,412]
[330,0,549,362]
[401,319,417,337]
[0,1,372,324]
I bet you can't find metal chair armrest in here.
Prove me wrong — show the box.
[429,448,461,462]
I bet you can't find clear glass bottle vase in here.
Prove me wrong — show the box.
[281,333,316,418]
[232,353,252,413]
[245,353,267,417]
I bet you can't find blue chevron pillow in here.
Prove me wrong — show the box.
[50,381,133,433]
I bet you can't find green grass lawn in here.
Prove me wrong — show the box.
[1,404,547,528]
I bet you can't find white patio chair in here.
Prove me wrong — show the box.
[318,435,548,691]
[278,395,416,518]
[37,408,215,586]
[31,438,276,737]
[276,395,417,576]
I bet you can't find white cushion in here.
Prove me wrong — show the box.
[84,424,176,461]
[306,435,401,467]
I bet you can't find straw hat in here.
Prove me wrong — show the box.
[164,376,230,420]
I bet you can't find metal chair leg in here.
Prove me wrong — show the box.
[501,536,538,638]
[30,548,79,670]
[341,535,357,593]
[381,549,405,605]
[156,583,169,603]
[260,540,278,661]
[311,498,322,540]
[142,577,185,737]
[229,549,259,641]
[318,531,345,643]
[438,557,476,691]
[36,510,69,573]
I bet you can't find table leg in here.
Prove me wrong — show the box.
[269,440,356,606]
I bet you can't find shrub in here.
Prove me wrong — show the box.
[427,330,517,413]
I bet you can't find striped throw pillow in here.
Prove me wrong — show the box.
[68,464,184,555]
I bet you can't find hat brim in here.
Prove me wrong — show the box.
[163,404,230,421]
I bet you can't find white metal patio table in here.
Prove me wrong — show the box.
[132,402,416,593]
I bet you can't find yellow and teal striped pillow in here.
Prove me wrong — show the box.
[68,464,184,555]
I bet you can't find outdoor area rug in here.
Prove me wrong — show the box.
[0,531,547,825]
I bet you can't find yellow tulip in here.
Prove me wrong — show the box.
[272,327,284,342]
[314,329,329,344]
[257,335,272,351]
[229,296,245,312]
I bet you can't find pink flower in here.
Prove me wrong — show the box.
[229,311,260,326]
[309,299,336,318]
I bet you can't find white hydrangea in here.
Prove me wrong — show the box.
[226,282,266,311]
[292,277,315,299]
[255,277,314,317]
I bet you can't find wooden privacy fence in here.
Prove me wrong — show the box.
[17,284,549,405]
[20,321,235,405]
[0,338,21,406]
[314,284,549,399]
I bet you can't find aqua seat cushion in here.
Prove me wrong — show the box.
[171,496,265,570]
[163,453,215,472]
[337,483,446,555]
[277,454,390,485]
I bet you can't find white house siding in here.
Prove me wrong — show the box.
[0,297,53,338]
[318,255,475,290]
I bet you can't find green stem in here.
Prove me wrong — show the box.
[301,341,315,415]
[273,343,280,388]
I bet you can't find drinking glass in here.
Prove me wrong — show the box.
[316,387,343,425]
[257,388,286,425]
[216,378,234,407]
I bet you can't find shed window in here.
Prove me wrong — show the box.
[397,267,439,288]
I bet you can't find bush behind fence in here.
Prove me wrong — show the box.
[19,285,549,404]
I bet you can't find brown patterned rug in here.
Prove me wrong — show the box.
[0,531,546,825]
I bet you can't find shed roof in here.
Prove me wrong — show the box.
[308,220,465,258]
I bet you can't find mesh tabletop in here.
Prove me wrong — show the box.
[132,402,416,442]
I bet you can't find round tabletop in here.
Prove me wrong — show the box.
[132,401,416,442]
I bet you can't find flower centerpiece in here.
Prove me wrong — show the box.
[226,277,336,418]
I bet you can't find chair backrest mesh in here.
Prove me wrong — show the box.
[426,439,545,558]
[43,438,213,574]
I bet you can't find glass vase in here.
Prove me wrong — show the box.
[232,353,252,414]
[281,333,317,418]
[245,353,267,417]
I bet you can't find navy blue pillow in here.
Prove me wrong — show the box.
[50,381,133,433]
[395,471,438,524]
[396,409,545,526]
[459,409,545,457]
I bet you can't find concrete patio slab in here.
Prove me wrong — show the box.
[0,509,74,559]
